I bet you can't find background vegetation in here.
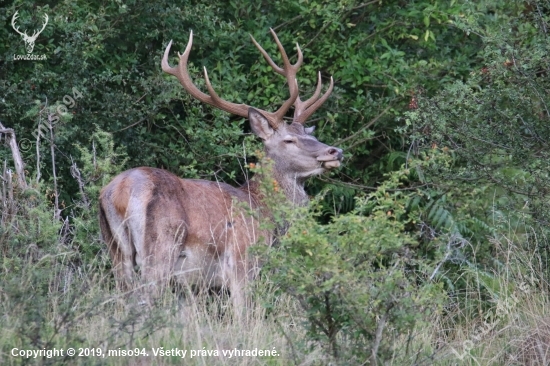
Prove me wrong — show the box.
[1,0,549,364]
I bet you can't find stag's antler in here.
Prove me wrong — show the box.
[11,11,26,37]
[162,29,303,129]
[11,11,48,40]
[293,72,334,125]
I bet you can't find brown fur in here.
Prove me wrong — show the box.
[99,167,267,298]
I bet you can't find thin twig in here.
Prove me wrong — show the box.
[113,117,147,132]
[92,140,97,170]
[272,15,304,32]
[355,22,398,49]
[303,20,333,51]
[319,175,429,191]
[352,0,379,11]
[1,161,7,225]
[344,134,383,151]
[35,121,41,183]
[70,158,90,208]
[335,105,391,145]
[133,93,149,105]
[370,303,393,364]
[48,113,60,220]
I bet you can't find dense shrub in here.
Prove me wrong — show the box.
[258,169,446,363]
[407,0,550,275]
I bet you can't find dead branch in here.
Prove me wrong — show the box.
[70,158,90,208]
[0,122,27,189]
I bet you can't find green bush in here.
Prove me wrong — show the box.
[407,0,550,272]
[258,170,445,363]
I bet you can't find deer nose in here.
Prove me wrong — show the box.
[326,147,343,160]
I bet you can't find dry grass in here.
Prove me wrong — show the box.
[423,233,550,365]
[0,253,321,366]
[512,316,550,366]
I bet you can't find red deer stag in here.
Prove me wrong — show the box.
[99,29,343,308]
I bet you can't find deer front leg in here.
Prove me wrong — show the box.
[222,244,251,321]
[228,249,263,323]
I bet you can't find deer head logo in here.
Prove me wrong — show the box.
[11,11,49,54]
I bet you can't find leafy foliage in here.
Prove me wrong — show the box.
[408,0,550,264]
[1,0,487,207]
[258,171,445,362]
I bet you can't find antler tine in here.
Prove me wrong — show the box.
[11,11,25,36]
[161,31,251,118]
[250,29,304,76]
[162,30,309,127]
[294,75,334,124]
[250,28,303,126]
[35,14,48,36]
[294,72,323,114]
[202,67,238,112]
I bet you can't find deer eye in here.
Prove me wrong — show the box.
[284,139,295,144]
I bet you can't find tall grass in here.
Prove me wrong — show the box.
[0,248,312,366]
[428,232,550,365]
[3,211,550,365]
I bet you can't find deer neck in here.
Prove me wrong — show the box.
[243,159,309,207]
[270,167,308,206]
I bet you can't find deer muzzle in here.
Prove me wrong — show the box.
[317,147,343,169]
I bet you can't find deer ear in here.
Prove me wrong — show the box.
[305,126,315,134]
[249,108,275,140]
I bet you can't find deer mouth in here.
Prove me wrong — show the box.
[321,160,341,169]
[317,155,342,169]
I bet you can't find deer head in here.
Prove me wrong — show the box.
[161,29,342,203]
[11,11,48,54]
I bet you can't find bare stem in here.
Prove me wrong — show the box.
[370,303,393,364]
[48,114,60,220]
[71,158,90,208]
